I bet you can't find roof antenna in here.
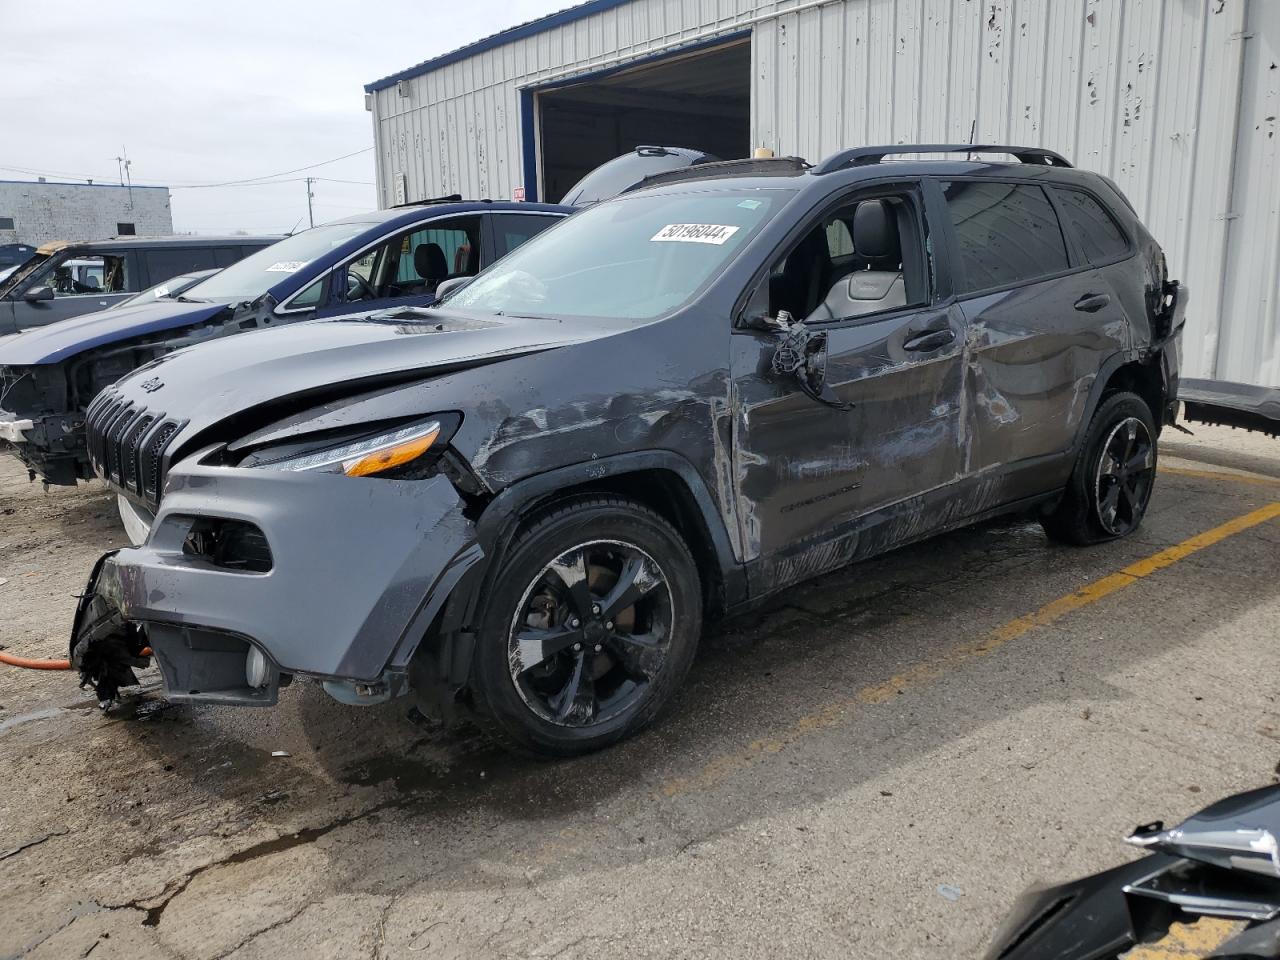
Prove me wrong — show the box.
[967,120,976,161]
[113,147,133,208]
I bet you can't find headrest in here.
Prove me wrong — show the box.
[414,242,448,281]
[852,200,899,260]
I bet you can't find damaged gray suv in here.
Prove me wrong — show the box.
[73,144,1184,757]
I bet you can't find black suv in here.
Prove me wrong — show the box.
[0,235,276,334]
[72,145,1183,757]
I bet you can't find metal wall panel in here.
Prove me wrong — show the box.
[371,0,1277,383]
[1217,0,1279,385]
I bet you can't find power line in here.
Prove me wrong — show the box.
[165,147,375,188]
[0,146,374,190]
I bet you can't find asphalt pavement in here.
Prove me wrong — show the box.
[1,424,1278,959]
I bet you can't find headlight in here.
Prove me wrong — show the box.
[253,420,442,477]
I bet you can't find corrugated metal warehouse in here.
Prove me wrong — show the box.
[366,0,1279,386]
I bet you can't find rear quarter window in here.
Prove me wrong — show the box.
[1052,187,1130,263]
[941,181,1070,294]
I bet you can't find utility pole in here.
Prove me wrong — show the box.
[305,177,315,228]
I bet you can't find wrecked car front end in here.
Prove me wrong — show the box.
[0,297,271,485]
[67,306,609,711]
[72,447,481,707]
[987,783,1280,959]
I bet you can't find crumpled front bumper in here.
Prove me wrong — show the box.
[76,455,483,705]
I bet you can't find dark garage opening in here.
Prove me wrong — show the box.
[536,40,751,204]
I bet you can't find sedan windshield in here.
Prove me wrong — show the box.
[446,191,781,321]
[183,222,371,302]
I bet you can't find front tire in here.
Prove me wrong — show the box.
[1041,391,1157,545]
[469,496,702,757]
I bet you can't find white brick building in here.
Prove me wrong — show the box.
[0,179,173,247]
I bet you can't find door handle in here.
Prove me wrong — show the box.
[1074,293,1111,313]
[903,327,956,352]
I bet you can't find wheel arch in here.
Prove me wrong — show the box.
[1072,352,1169,459]
[410,451,745,713]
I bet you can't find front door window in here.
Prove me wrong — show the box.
[46,254,135,297]
[342,216,481,305]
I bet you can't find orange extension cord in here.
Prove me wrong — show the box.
[0,651,73,670]
[0,648,152,671]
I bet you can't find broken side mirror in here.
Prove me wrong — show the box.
[23,285,53,303]
[769,316,853,411]
[747,309,795,333]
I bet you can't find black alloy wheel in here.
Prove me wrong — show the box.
[1041,390,1158,545]
[508,539,673,727]
[1093,416,1155,536]
[466,496,701,756]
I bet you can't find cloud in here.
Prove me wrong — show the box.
[1,0,569,234]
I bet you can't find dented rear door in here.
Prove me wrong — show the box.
[939,178,1126,488]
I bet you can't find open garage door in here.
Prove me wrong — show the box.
[536,39,751,204]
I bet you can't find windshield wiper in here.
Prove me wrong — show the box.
[175,295,212,303]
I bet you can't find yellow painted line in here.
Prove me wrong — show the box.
[659,501,1280,798]
[1160,464,1280,488]
[1123,917,1243,958]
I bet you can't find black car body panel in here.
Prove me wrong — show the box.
[69,146,1184,722]
[1180,377,1280,438]
[988,784,1280,959]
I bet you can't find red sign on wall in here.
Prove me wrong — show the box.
[512,186,526,202]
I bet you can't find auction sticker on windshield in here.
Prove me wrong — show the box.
[266,261,307,273]
[650,224,741,245]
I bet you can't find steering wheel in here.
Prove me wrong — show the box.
[346,271,375,302]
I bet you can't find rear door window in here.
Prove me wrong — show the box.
[491,213,560,258]
[144,248,218,285]
[940,181,1070,294]
[1052,188,1129,264]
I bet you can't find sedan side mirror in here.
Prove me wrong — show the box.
[23,285,54,303]
[433,275,473,301]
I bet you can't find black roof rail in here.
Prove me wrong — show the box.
[390,193,464,209]
[813,144,1072,174]
[626,156,811,193]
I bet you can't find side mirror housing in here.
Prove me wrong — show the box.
[23,285,54,303]
[744,309,794,333]
[433,276,473,301]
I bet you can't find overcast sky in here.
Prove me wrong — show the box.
[0,0,567,235]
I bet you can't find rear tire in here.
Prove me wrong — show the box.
[469,496,701,757]
[1041,391,1157,545]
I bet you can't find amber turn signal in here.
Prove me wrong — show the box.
[342,424,441,477]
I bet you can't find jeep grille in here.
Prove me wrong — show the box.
[85,388,185,508]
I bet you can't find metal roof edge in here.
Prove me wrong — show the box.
[0,179,170,190]
[364,0,634,93]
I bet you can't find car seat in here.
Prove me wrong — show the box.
[810,200,907,321]
[413,242,449,292]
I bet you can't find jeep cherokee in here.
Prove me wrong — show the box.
[70,144,1184,757]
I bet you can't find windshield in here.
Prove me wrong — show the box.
[0,253,49,298]
[446,191,780,321]
[116,271,209,308]
[183,222,370,301]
